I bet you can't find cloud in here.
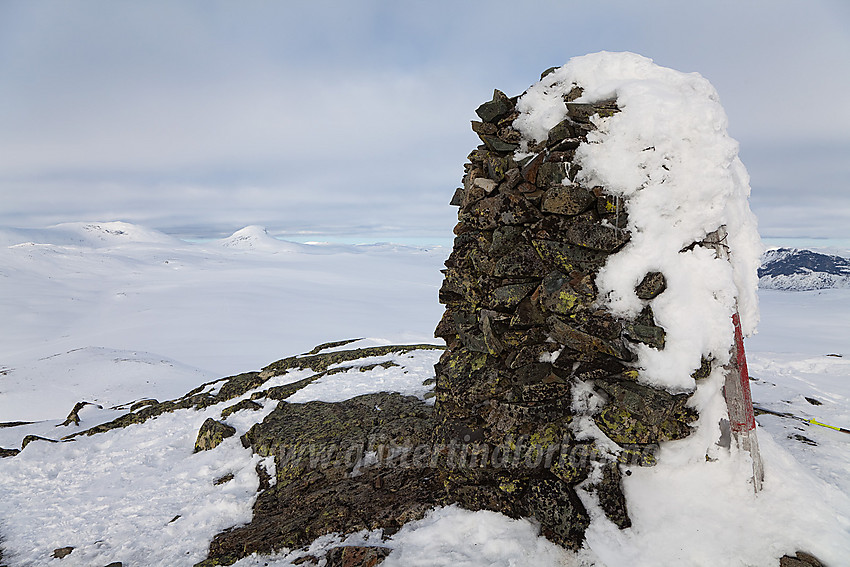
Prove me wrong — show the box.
[0,0,848,242]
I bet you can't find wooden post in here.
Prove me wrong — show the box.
[703,227,764,492]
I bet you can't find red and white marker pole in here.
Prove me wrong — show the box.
[704,227,765,493]
[726,311,764,492]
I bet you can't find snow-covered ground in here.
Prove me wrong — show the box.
[0,221,848,566]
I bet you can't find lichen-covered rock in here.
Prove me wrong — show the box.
[220,398,263,419]
[593,462,631,529]
[635,271,667,300]
[325,546,392,567]
[21,435,59,449]
[194,418,236,452]
[54,344,441,445]
[475,89,514,123]
[201,392,440,565]
[52,546,74,559]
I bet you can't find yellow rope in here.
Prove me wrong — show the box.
[807,419,850,434]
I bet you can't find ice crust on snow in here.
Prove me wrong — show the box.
[515,52,762,392]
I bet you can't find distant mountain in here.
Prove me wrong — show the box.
[216,225,301,253]
[759,248,850,291]
[0,221,179,248]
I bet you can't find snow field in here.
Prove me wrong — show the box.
[1,222,848,565]
[1,51,849,565]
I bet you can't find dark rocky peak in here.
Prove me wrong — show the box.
[759,248,850,290]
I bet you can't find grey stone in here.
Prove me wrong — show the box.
[540,66,558,80]
[521,152,546,184]
[490,226,524,256]
[325,546,391,567]
[547,119,577,146]
[558,220,630,252]
[479,134,520,153]
[791,551,824,566]
[623,306,666,349]
[635,271,667,300]
[52,547,74,559]
[493,244,548,278]
[221,399,263,419]
[488,282,538,310]
[592,378,697,445]
[475,89,514,123]
[21,435,59,449]
[541,185,596,216]
[525,478,590,550]
[566,100,618,123]
[432,69,706,556]
[194,418,236,452]
[593,462,631,529]
[203,393,439,563]
[59,401,97,427]
[547,316,633,361]
[473,177,498,194]
[471,120,498,135]
[535,162,568,187]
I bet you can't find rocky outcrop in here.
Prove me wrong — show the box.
[432,79,697,548]
[53,344,438,444]
[192,344,445,566]
[2,342,443,567]
[201,392,439,565]
[194,418,236,452]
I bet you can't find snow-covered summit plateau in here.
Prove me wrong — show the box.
[1,52,849,566]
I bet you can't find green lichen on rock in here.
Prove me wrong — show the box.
[55,344,443,444]
[540,185,596,216]
[258,344,443,379]
[194,418,236,452]
[475,89,514,123]
[304,338,365,355]
[592,378,697,445]
[635,271,667,300]
[204,392,440,564]
[220,399,263,419]
[526,477,590,549]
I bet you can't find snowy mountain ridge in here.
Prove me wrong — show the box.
[0,221,182,248]
[759,248,850,291]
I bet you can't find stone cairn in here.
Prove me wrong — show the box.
[432,74,698,548]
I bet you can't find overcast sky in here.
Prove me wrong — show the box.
[1,0,848,245]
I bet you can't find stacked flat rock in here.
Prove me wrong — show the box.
[433,80,698,548]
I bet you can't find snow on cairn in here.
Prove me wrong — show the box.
[506,52,847,567]
[515,51,763,392]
